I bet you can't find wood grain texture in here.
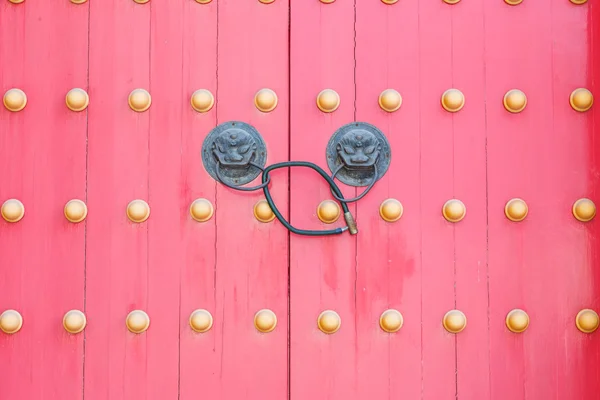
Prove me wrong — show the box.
[146,1,184,398]
[0,1,88,398]
[418,2,457,399]
[178,1,220,399]
[552,0,600,397]
[215,0,289,397]
[486,1,560,399]
[84,1,151,398]
[354,1,421,398]
[451,2,490,399]
[289,0,357,398]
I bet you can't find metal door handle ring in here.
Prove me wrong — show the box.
[215,161,271,192]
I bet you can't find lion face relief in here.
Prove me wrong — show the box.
[336,129,381,169]
[212,128,258,167]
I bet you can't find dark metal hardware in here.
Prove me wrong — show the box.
[325,122,391,187]
[201,121,268,187]
[206,121,390,237]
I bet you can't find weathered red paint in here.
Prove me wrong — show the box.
[1,0,600,399]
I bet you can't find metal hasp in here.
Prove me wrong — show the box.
[326,122,391,187]
[202,121,268,187]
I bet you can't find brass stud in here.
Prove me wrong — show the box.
[128,89,151,112]
[504,198,528,222]
[254,309,277,333]
[64,199,88,223]
[576,309,599,333]
[570,0,588,4]
[259,0,275,3]
[503,89,527,113]
[190,198,214,222]
[320,0,336,3]
[65,88,89,112]
[572,198,596,222]
[381,0,399,4]
[504,0,523,5]
[7,0,24,4]
[442,199,466,223]
[126,310,150,334]
[3,88,27,112]
[254,199,275,223]
[379,198,403,223]
[254,88,278,113]
[70,0,88,5]
[505,309,529,333]
[189,309,213,333]
[195,0,212,3]
[1,199,25,223]
[318,310,341,334]
[63,310,87,334]
[443,310,467,333]
[316,89,340,113]
[379,309,403,333]
[441,89,465,112]
[443,0,461,4]
[126,199,150,223]
[0,310,23,334]
[570,88,593,112]
[133,0,150,3]
[190,89,215,113]
[317,200,341,224]
[378,89,402,113]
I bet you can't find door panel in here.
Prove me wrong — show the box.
[354,1,422,398]
[215,0,289,397]
[2,1,600,400]
[452,2,489,399]
[85,1,153,398]
[178,1,219,398]
[147,1,183,398]
[0,1,88,398]
[289,1,357,398]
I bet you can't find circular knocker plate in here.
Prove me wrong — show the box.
[326,122,391,187]
[202,121,268,186]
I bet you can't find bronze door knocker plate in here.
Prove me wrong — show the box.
[201,121,268,187]
[325,122,391,187]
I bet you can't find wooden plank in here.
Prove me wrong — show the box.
[84,1,151,398]
[353,1,421,398]
[0,1,88,398]
[215,0,289,397]
[418,2,457,399]
[145,1,184,398]
[178,1,220,399]
[551,1,600,398]
[485,1,556,398]
[451,2,490,399]
[289,0,357,398]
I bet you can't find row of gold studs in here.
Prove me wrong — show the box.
[6,0,591,6]
[1,197,596,224]
[2,87,594,114]
[1,308,598,336]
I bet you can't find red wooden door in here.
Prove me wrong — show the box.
[1,1,600,400]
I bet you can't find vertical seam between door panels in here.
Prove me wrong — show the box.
[146,5,152,387]
[352,1,360,389]
[82,2,91,399]
[417,0,424,398]
[215,0,223,385]
[482,0,492,397]
[450,6,458,400]
[287,1,292,399]
[177,1,186,398]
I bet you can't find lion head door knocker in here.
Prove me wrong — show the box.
[326,122,391,196]
[201,121,268,190]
